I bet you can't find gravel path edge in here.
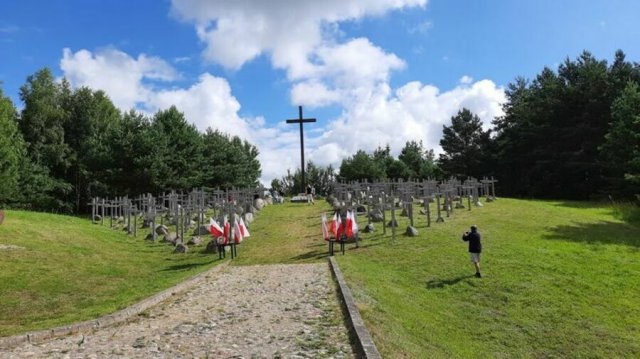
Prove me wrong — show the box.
[0,261,229,350]
[329,256,382,359]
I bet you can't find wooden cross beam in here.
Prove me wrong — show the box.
[286,106,316,194]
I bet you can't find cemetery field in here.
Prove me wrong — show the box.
[232,200,334,266]
[332,198,640,358]
[0,210,220,337]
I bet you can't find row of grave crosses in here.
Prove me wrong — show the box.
[326,177,497,247]
[87,185,268,258]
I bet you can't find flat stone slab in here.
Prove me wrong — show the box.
[1,264,355,358]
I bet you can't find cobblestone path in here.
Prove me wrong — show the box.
[2,263,355,358]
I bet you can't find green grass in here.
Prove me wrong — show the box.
[232,200,333,266]
[3,199,639,357]
[0,210,220,336]
[332,199,640,358]
[611,201,640,225]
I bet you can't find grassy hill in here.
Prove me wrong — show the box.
[2,198,639,358]
[221,198,640,357]
[0,210,220,336]
[332,199,640,358]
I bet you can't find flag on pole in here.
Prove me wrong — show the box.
[233,215,243,244]
[209,217,224,238]
[321,213,330,241]
[338,216,345,240]
[351,210,359,236]
[239,217,250,238]
[329,212,339,239]
[222,215,230,244]
[345,210,354,238]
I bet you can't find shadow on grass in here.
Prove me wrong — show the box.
[161,260,217,272]
[543,220,640,247]
[290,249,329,261]
[426,275,475,289]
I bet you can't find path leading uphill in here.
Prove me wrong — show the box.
[2,263,355,358]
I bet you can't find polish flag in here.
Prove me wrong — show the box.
[350,210,359,236]
[329,212,339,239]
[239,217,250,238]
[321,213,330,241]
[222,215,230,244]
[209,217,223,238]
[330,212,344,241]
[233,216,243,244]
[345,210,354,238]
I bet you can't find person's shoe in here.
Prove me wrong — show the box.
[475,272,482,278]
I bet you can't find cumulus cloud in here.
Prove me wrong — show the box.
[59,47,306,184]
[305,79,506,168]
[459,75,473,85]
[148,73,250,138]
[290,38,405,107]
[60,47,505,185]
[170,0,424,79]
[59,0,508,185]
[60,47,178,109]
[291,81,340,108]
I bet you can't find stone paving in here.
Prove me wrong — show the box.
[1,263,355,359]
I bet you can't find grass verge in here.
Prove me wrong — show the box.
[333,198,640,358]
[231,200,333,266]
[0,210,220,336]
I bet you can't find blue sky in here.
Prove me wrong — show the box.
[1,0,639,183]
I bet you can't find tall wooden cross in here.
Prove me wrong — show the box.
[286,106,316,194]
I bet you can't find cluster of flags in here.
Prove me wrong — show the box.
[209,215,250,245]
[322,210,358,241]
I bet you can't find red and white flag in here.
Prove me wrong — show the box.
[345,210,354,238]
[329,212,338,238]
[233,216,243,244]
[330,212,345,240]
[222,215,230,244]
[209,217,224,238]
[239,217,250,238]
[321,213,330,241]
[349,210,358,237]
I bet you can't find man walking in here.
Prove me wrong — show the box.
[462,225,482,278]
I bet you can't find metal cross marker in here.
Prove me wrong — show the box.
[286,106,316,194]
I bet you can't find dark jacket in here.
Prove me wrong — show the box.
[462,231,482,253]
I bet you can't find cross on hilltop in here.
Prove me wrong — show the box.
[286,106,316,194]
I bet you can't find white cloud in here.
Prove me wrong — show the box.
[316,38,405,87]
[307,79,506,165]
[459,75,473,85]
[171,0,425,80]
[61,48,253,140]
[59,47,307,185]
[291,81,340,108]
[148,73,250,138]
[60,0,508,186]
[60,47,178,109]
[291,38,405,107]
[60,47,505,185]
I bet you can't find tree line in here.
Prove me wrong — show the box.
[0,68,261,214]
[331,50,640,200]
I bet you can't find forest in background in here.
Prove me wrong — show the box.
[0,69,261,213]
